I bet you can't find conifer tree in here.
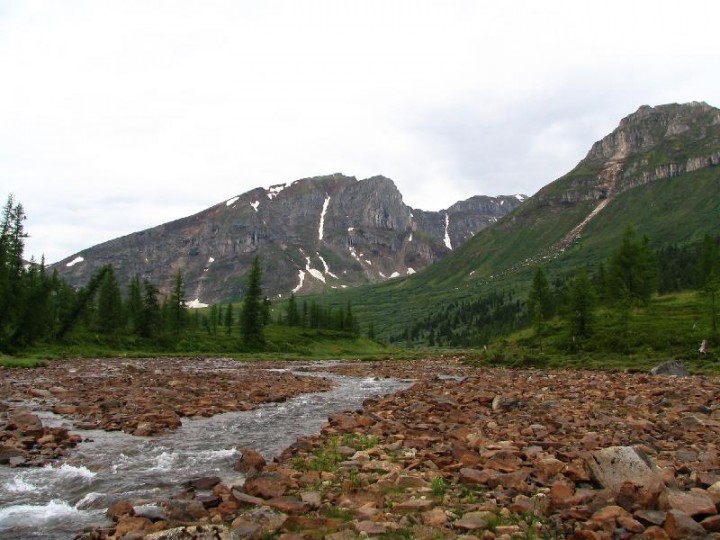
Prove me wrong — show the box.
[97,265,123,336]
[609,225,657,306]
[699,235,720,340]
[224,303,234,336]
[566,268,597,339]
[168,271,187,335]
[126,275,144,335]
[139,280,161,338]
[0,196,27,350]
[262,297,271,326]
[527,267,553,335]
[209,305,219,335]
[241,256,265,347]
[286,293,300,326]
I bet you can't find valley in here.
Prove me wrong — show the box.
[1,101,720,540]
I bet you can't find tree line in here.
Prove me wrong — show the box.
[0,196,268,353]
[282,293,360,335]
[396,225,720,349]
[0,195,364,354]
[528,226,720,348]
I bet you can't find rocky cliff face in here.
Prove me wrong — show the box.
[53,174,524,304]
[540,101,720,207]
[522,101,720,255]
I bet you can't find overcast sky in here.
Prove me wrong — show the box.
[1,1,718,263]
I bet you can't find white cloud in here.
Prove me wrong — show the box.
[0,1,718,262]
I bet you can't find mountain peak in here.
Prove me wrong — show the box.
[53,175,524,303]
[584,101,720,164]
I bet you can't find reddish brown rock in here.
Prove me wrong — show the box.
[591,504,632,523]
[453,511,494,530]
[243,472,289,499]
[235,447,267,474]
[617,515,645,534]
[114,515,153,537]
[658,488,717,517]
[422,507,447,526]
[459,467,497,486]
[549,480,576,511]
[663,509,707,538]
[162,499,209,522]
[701,514,720,532]
[641,526,671,539]
[106,500,135,520]
[355,520,388,534]
[535,456,565,481]
[265,496,308,514]
[393,498,435,512]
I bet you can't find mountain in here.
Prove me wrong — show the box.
[53,174,525,304]
[314,102,720,339]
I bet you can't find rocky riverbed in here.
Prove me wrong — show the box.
[3,357,720,539]
[0,358,334,467]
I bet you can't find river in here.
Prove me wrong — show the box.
[0,365,412,540]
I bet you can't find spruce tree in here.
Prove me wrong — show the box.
[566,268,597,339]
[609,225,657,306]
[527,267,553,335]
[241,256,265,347]
[209,305,219,335]
[699,235,720,340]
[97,265,123,336]
[168,271,187,335]
[262,297,271,325]
[139,280,161,338]
[126,275,144,335]
[224,303,234,336]
[0,196,27,350]
[286,293,300,326]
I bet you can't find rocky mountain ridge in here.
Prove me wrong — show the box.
[53,175,525,304]
[541,101,720,205]
[316,101,720,341]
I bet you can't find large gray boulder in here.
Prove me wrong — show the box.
[587,446,665,510]
[650,360,689,377]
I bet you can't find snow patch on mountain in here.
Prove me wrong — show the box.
[292,270,306,293]
[267,183,287,200]
[444,213,453,250]
[318,196,331,240]
[317,253,338,279]
[305,257,326,283]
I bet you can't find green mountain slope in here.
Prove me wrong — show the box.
[309,102,720,341]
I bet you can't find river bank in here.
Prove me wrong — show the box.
[2,358,720,539]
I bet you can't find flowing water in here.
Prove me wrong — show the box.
[0,366,412,540]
